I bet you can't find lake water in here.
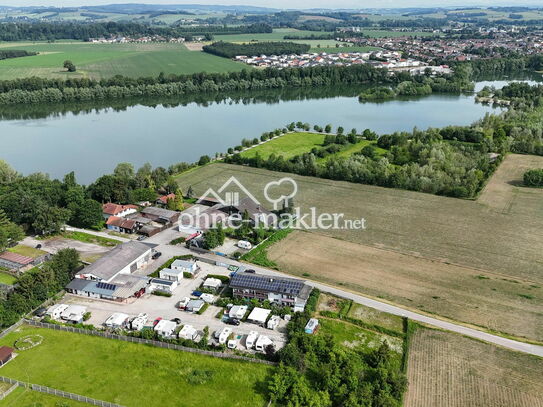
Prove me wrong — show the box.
[0,78,539,184]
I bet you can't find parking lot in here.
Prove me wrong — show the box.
[62,261,288,351]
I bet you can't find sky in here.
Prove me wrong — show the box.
[3,0,543,9]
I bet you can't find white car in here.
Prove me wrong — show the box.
[237,240,253,250]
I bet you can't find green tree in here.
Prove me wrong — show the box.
[0,209,24,252]
[0,160,18,185]
[71,199,103,229]
[32,205,70,235]
[63,60,76,72]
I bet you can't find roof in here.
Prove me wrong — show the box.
[106,313,129,325]
[151,278,175,286]
[62,305,86,315]
[0,251,33,266]
[103,203,138,216]
[157,194,175,204]
[247,307,271,323]
[154,320,176,332]
[160,268,182,275]
[230,273,311,300]
[0,346,13,360]
[106,216,137,229]
[186,299,205,309]
[142,206,178,220]
[66,278,92,291]
[171,259,196,269]
[78,241,151,281]
[203,278,222,287]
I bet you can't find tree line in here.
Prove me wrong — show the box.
[203,41,311,58]
[0,50,37,60]
[0,21,272,41]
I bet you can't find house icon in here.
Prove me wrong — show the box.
[198,177,261,207]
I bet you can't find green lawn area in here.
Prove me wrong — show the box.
[347,303,404,334]
[0,325,272,407]
[0,272,17,285]
[0,386,89,407]
[317,318,403,359]
[362,30,435,38]
[62,231,120,247]
[213,28,326,43]
[7,245,47,259]
[240,132,325,160]
[0,42,249,80]
[321,140,388,162]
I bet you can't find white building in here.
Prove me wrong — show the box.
[171,259,199,276]
[228,305,247,320]
[149,278,178,293]
[247,307,271,326]
[178,325,198,341]
[60,305,87,324]
[104,313,129,329]
[154,320,177,338]
[159,268,184,282]
[202,277,222,291]
[46,304,68,320]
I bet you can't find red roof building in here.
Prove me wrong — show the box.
[0,346,14,366]
[157,194,176,205]
[0,251,33,266]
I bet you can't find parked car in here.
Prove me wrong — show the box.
[192,290,203,297]
[226,318,240,326]
[137,235,146,241]
[152,252,162,260]
[35,244,42,249]
[237,240,253,250]
[244,269,256,274]
[170,318,182,324]
[153,317,162,327]
[33,307,47,317]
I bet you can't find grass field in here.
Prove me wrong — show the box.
[309,45,381,53]
[7,244,47,259]
[0,42,248,80]
[175,163,543,341]
[0,325,272,407]
[0,272,17,285]
[362,30,435,38]
[62,231,120,247]
[405,326,543,407]
[240,132,325,160]
[0,386,89,407]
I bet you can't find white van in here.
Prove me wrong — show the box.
[245,331,259,349]
[237,240,253,250]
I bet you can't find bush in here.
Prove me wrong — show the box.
[170,237,186,245]
[197,303,210,315]
[524,168,543,187]
[83,312,91,321]
[152,290,172,297]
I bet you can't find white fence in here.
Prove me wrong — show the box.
[0,376,125,407]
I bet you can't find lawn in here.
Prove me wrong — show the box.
[175,163,543,341]
[62,231,120,247]
[7,245,47,259]
[362,30,435,38]
[347,302,404,334]
[0,386,89,407]
[317,318,403,358]
[318,139,388,162]
[212,28,328,43]
[0,272,17,285]
[0,325,273,407]
[240,132,325,160]
[0,42,249,80]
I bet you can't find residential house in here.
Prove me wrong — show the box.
[185,299,205,313]
[229,273,312,312]
[228,305,247,320]
[149,278,178,293]
[141,207,180,224]
[202,278,222,292]
[159,268,183,282]
[154,320,177,338]
[102,203,138,221]
[106,216,139,234]
[247,307,271,326]
[156,194,176,206]
[171,259,199,276]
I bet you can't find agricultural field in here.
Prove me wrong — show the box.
[405,326,543,407]
[477,153,543,217]
[361,30,435,38]
[0,386,89,407]
[240,132,325,160]
[0,325,273,407]
[175,163,543,340]
[212,28,330,43]
[0,42,248,80]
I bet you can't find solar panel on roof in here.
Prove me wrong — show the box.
[96,282,116,291]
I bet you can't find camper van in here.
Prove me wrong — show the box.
[130,313,148,331]
[245,331,259,349]
[255,335,273,352]
[215,327,232,345]
[237,240,253,250]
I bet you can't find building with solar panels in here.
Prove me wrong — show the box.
[229,273,312,312]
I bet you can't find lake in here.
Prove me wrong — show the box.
[0,80,532,184]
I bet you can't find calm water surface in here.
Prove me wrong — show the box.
[0,78,537,183]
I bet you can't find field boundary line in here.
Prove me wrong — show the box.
[24,320,276,366]
[0,376,125,407]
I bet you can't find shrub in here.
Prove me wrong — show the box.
[524,168,543,187]
[152,290,172,297]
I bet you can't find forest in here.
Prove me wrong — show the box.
[203,41,311,58]
[0,21,272,41]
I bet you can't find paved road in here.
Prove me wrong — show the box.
[63,225,543,357]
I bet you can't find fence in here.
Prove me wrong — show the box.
[25,320,276,366]
[0,319,23,339]
[0,376,125,407]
